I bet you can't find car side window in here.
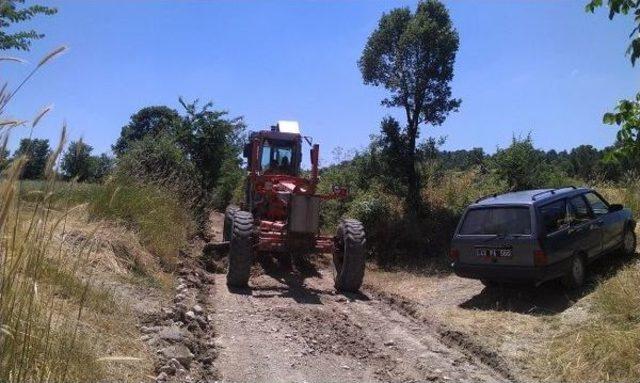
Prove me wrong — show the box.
[585,192,609,217]
[568,195,593,225]
[539,199,569,234]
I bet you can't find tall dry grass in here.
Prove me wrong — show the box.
[0,46,105,382]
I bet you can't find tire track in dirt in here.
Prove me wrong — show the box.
[211,257,509,383]
[364,286,517,382]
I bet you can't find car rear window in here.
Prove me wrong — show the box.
[459,207,531,235]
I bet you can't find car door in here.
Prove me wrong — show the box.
[538,199,573,265]
[568,194,602,259]
[584,192,621,251]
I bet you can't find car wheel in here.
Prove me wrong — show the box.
[623,229,636,256]
[561,255,585,289]
[481,279,499,288]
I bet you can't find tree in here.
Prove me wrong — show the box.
[587,0,640,162]
[92,153,114,182]
[587,0,640,65]
[179,98,245,195]
[113,106,182,156]
[0,0,57,51]
[491,135,550,191]
[602,94,640,165]
[61,140,94,181]
[359,0,461,210]
[567,144,602,180]
[14,138,50,179]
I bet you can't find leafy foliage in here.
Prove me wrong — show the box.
[0,0,57,51]
[568,144,602,181]
[14,137,50,179]
[179,98,245,195]
[61,140,114,182]
[586,0,640,65]
[61,140,93,181]
[491,135,555,191]
[359,0,461,210]
[92,153,115,181]
[603,93,640,163]
[587,0,640,163]
[113,106,183,156]
[113,100,245,220]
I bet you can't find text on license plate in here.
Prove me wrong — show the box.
[476,248,512,257]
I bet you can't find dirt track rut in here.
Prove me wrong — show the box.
[211,257,508,383]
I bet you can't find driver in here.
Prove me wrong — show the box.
[280,156,290,171]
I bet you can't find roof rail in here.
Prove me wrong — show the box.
[475,193,498,203]
[531,186,577,201]
[531,189,555,201]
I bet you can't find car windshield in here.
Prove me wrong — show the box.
[459,207,531,235]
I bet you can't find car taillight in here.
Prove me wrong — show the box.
[534,249,547,266]
[449,248,460,262]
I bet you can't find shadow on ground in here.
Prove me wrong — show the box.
[249,254,324,304]
[459,251,638,315]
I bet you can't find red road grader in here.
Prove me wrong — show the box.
[223,121,366,292]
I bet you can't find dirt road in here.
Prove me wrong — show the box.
[211,255,510,383]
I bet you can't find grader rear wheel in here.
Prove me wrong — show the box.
[333,219,366,292]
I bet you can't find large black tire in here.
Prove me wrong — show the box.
[622,228,636,256]
[223,205,240,242]
[333,219,366,292]
[561,254,586,289]
[226,210,253,287]
[481,279,499,288]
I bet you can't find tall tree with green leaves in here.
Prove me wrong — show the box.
[491,135,549,191]
[359,0,461,210]
[61,140,94,182]
[113,106,183,156]
[0,0,57,51]
[587,0,640,164]
[179,98,245,196]
[14,138,50,179]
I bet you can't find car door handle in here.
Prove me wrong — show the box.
[590,220,604,230]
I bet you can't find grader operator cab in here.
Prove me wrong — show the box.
[224,121,366,292]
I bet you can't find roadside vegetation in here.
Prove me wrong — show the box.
[1,0,639,382]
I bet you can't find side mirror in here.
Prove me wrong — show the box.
[610,203,623,212]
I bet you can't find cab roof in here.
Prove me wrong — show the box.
[250,130,301,142]
[471,187,591,207]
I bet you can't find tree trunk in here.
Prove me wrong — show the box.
[405,119,421,214]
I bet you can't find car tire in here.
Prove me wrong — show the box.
[481,279,499,288]
[622,228,636,256]
[226,210,253,288]
[561,254,586,289]
[333,219,366,293]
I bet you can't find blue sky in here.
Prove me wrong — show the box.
[3,0,639,164]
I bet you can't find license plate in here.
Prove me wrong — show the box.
[476,248,512,258]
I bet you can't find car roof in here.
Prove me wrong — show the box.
[471,187,591,207]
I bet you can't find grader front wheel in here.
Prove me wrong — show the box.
[333,219,366,292]
[226,210,253,287]
[223,205,240,242]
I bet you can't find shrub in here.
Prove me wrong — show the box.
[490,134,564,190]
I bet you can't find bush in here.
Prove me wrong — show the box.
[490,134,568,190]
[114,134,203,219]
